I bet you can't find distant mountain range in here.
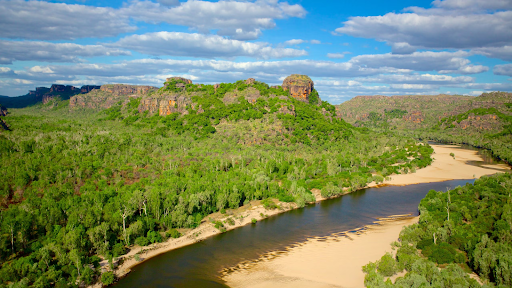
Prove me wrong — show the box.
[0,84,100,108]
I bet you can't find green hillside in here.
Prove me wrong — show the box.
[337,92,512,163]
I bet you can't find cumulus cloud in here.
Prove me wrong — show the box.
[284,39,306,46]
[350,51,487,74]
[0,40,130,64]
[114,32,307,59]
[334,0,512,53]
[359,74,474,85]
[494,64,512,77]
[473,46,512,61]
[327,52,350,59]
[122,0,306,40]
[431,0,512,12]
[0,0,135,40]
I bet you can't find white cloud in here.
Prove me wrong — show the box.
[473,46,512,61]
[431,0,512,12]
[350,51,487,74]
[334,0,512,52]
[0,40,130,64]
[114,32,307,59]
[360,73,474,85]
[0,0,135,40]
[283,39,306,46]
[494,64,512,77]
[463,82,512,91]
[157,0,181,7]
[327,52,350,59]
[122,0,307,40]
[310,40,321,44]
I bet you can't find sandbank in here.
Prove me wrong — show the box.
[370,144,509,187]
[223,216,419,288]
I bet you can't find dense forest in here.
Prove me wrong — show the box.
[363,172,512,288]
[0,78,434,287]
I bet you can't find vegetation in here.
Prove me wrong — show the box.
[363,173,512,287]
[0,78,433,287]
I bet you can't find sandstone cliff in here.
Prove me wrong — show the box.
[282,74,314,102]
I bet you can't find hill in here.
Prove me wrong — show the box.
[336,92,512,162]
[0,85,100,108]
[0,75,434,287]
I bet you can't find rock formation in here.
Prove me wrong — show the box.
[100,84,156,96]
[282,74,314,102]
[165,77,193,85]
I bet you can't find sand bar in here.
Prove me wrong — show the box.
[223,216,419,288]
[371,144,509,187]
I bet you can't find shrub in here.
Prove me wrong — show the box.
[261,198,278,209]
[251,218,257,224]
[165,228,182,239]
[147,230,163,244]
[377,253,397,276]
[112,243,126,257]
[135,236,149,247]
[101,271,115,286]
[226,217,235,226]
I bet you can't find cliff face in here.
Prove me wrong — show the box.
[70,84,157,110]
[99,84,156,96]
[282,74,314,102]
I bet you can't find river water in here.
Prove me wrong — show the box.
[114,178,478,288]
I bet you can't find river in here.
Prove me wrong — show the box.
[114,179,476,288]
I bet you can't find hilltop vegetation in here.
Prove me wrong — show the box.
[337,92,512,163]
[0,77,433,287]
[364,173,512,288]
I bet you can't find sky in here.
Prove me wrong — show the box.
[0,0,511,104]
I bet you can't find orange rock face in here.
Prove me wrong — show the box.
[282,74,314,102]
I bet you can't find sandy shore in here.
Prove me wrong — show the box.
[223,216,419,288]
[370,144,509,187]
[91,143,508,287]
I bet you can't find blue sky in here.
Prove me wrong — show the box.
[1,0,511,104]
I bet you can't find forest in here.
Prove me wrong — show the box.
[363,172,512,288]
[0,79,434,287]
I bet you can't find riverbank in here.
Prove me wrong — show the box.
[96,143,508,287]
[223,216,419,288]
[371,144,509,187]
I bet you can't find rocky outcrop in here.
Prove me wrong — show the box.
[100,84,157,96]
[457,114,501,130]
[403,111,424,123]
[282,74,314,102]
[138,94,193,116]
[245,78,256,85]
[81,85,101,94]
[70,84,155,110]
[165,77,192,85]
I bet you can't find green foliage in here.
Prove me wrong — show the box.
[261,198,278,210]
[165,229,182,239]
[363,173,512,287]
[101,271,115,286]
[251,218,257,224]
[385,109,408,119]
